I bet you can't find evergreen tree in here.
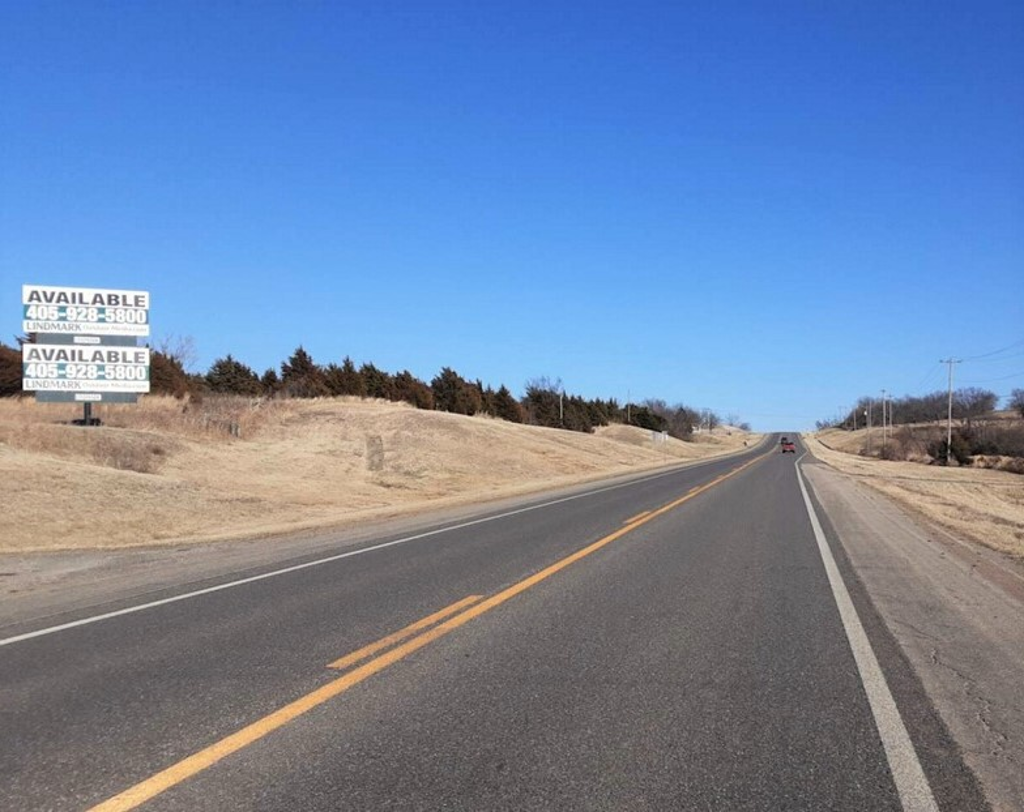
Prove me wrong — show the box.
[393,370,434,409]
[523,379,561,428]
[338,356,366,397]
[628,405,667,432]
[260,368,280,395]
[476,380,495,415]
[0,342,21,397]
[492,385,524,423]
[324,357,367,397]
[431,367,481,415]
[281,346,328,398]
[206,355,262,395]
[360,362,394,400]
[149,349,191,397]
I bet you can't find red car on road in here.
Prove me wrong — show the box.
[781,438,796,453]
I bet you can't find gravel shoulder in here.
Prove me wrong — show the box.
[802,458,1024,811]
[806,430,1024,561]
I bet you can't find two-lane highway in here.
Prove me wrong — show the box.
[0,437,987,810]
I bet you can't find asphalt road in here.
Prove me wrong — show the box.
[0,436,988,811]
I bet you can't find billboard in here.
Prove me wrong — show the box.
[22,343,151,394]
[23,284,150,337]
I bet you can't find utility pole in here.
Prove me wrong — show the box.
[626,389,631,425]
[866,397,872,454]
[940,358,961,464]
[880,389,890,453]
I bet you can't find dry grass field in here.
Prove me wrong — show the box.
[0,396,759,553]
[808,428,1024,560]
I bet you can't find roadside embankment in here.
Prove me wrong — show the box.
[805,430,1024,561]
[0,396,760,553]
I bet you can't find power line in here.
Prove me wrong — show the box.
[912,362,946,392]
[969,350,1024,365]
[963,338,1024,361]
[961,370,1024,384]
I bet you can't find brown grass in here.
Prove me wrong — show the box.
[808,429,1024,560]
[0,396,760,553]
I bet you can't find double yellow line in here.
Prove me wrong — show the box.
[89,452,764,811]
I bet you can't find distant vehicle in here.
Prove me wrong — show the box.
[781,438,796,453]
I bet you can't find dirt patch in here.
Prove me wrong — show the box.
[0,396,760,553]
[806,430,1024,561]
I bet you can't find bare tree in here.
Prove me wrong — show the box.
[954,387,997,424]
[1009,389,1024,419]
[157,334,199,373]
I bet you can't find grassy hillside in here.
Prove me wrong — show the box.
[0,396,758,552]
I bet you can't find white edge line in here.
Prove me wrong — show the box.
[795,456,939,812]
[1,446,767,648]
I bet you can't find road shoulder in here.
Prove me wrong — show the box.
[802,460,1024,812]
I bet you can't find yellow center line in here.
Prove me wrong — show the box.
[88,451,767,812]
[329,594,484,671]
[624,510,651,525]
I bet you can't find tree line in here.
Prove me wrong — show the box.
[816,386,1024,466]
[0,340,736,439]
[819,388,1006,431]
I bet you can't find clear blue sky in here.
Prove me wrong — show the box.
[2,1,1022,430]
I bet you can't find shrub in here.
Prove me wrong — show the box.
[927,432,972,466]
[0,342,22,397]
[964,423,1024,458]
[879,444,904,461]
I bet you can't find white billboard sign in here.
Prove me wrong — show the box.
[22,344,151,393]
[22,284,151,336]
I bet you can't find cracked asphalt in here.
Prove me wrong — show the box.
[804,462,1024,811]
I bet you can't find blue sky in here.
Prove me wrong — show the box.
[2,1,1021,430]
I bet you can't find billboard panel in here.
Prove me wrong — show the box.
[22,344,151,394]
[22,284,150,337]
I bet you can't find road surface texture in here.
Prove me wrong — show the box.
[0,436,996,810]
[803,460,1024,812]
